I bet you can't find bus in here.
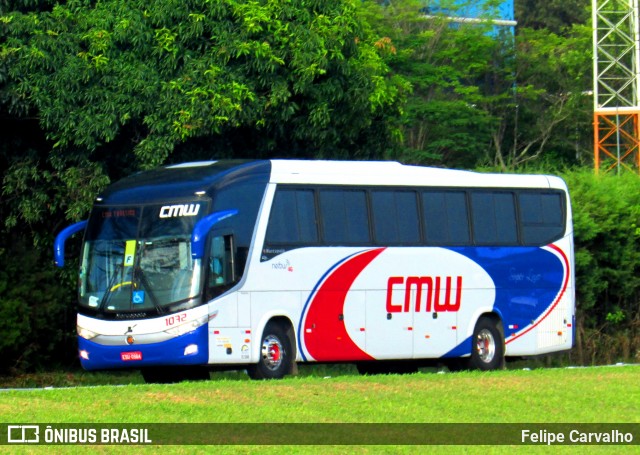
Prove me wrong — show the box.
[54,160,575,382]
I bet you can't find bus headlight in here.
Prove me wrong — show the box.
[77,326,98,340]
[164,315,208,337]
[184,344,199,356]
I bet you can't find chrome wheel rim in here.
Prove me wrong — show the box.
[261,335,284,371]
[476,328,496,363]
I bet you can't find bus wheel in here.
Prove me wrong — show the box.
[247,322,292,380]
[469,317,505,371]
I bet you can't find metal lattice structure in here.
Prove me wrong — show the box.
[592,0,640,173]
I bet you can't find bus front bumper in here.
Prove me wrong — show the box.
[77,324,209,370]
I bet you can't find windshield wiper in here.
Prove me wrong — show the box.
[98,263,124,313]
[135,267,165,315]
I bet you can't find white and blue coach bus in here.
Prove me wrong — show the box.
[54,160,575,382]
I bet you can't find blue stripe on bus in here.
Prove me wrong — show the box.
[441,246,566,358]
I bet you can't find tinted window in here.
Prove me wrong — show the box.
[319,189,370,244]
[86,207,141,241]
[519,192,564,245]
[265,189,318,244]
[471,192,517,245]
[422,191,470,245]
[371,191,420,244]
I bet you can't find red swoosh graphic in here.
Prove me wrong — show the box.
[303,248,385,361]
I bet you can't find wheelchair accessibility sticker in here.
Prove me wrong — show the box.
[132,291,145,305]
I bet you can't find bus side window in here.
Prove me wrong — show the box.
[207,234,236,298]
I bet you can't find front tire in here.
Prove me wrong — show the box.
[469,317,505,371]
[247,322,293,380]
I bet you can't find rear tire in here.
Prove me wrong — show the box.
[469,317,505,371]
[247,322,293,380]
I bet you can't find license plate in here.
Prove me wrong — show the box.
[121,351,143,361]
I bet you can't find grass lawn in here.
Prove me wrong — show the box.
[0,364,637,453]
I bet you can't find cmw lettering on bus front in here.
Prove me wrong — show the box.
[386,276,462,313]
[159,204,200,218]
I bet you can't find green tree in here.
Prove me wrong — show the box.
[358,0,503,167]
[515,0,589,34]
[4,0,405,169]
[1,0,410,232]
[491,24,592,169]
[359,0,593,170]
[0,0,407,372]
[561,169,640,364]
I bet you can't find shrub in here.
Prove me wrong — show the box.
[561,169,640,364]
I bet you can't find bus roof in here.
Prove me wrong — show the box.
[268,160,565,190]
[97,160,271,204]
[97,159,567,205]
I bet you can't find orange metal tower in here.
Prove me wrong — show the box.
[593,0,640,174]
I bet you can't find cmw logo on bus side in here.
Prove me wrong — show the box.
[159,204,200,218]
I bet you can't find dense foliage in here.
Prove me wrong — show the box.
[561,170,640,364]
[516,0,589,34]
[0,0,637,373]
[358,0,592,169]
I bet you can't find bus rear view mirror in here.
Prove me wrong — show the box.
[190,209,238,259]
[54,220,88,267]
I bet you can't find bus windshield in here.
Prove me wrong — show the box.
[79,202,208,317]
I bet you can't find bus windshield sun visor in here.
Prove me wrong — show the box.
[190,209,238,259]
[54,220,88,267]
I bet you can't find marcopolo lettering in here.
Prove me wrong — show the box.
[386,276,463,313]
[159,204,200,218]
